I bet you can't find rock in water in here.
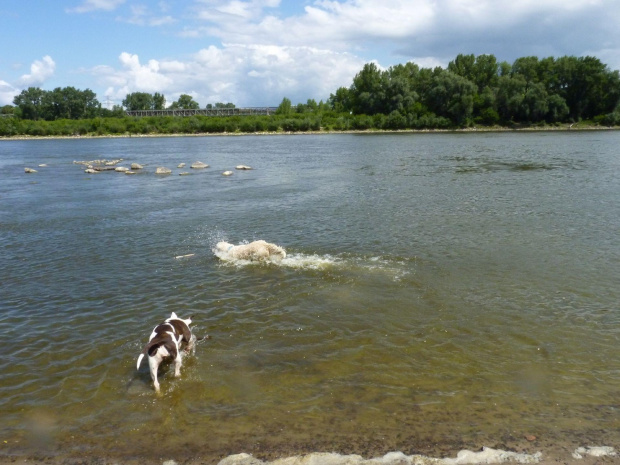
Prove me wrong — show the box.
[191,161,209,169]
[156,167,172,174]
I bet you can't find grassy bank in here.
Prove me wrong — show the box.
[1,113,618,140]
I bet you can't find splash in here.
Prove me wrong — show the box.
[212,246,411,281]
[218,447,545,464]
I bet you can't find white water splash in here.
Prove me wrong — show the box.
[218,447,543,465]
[212,246,411,281]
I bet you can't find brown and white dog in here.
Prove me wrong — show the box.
[214,240,286,261]
[137,312,196,393]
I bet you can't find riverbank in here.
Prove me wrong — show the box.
[1,124,619,141]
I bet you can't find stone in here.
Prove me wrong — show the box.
[177,163,186,168]
[190,161,209,169]
[131,163,143,170]
[84,168,97,174]
[222,171,233,176]
[235,165,252,170]
[179,172,191,176]
[156,167,172,174]
[24,167,37,173]
[125,171,136,175]
[115,166,129,172]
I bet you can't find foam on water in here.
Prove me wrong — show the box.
[218,447,547,465]
[211,244,411,280]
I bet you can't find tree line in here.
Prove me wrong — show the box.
[4,88,222,120]
[2,53,620,137]
[329,54,620,127]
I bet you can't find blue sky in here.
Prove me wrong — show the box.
[1,0,620,108]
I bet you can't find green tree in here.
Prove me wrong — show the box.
[276,97,292,115]
[153,92,166,110]
[425,69,476,125]
[350,62,385,114]
[123,92,154,111]
[329,87,351,112]
[448,54,499,91]
[173,94,200,109]
[13,87,44,120]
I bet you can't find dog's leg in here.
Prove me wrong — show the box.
[149,355,161,393]
[185,334,196,355]
[173,352,183,378]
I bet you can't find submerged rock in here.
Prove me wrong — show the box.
[235,164,252,170]
[24,167,37,173]
[115,166,129,172]
[222,170,233,176]
[191,161,209,169]
[84,168,97,174]
[156,167,172,174]
[179,172,191,176]
[177,163,186,168]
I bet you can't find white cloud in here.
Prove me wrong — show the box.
[118,4,175,26]
[0,80,18,106]
[67,0,125,13]
[94,45,364,107]
[17,56,56,87]
[183,0,619,67]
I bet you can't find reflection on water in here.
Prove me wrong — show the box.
[1,132,619,461]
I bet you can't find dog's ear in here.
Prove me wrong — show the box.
[170,311,178,320]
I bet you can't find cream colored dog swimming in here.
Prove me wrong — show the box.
[215,240,286,261]
[136,312,196,393]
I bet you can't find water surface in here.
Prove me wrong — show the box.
[1,132,619,462]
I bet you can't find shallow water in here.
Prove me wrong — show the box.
[1,132,619,462]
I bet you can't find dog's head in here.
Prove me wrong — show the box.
[215,241,233,254]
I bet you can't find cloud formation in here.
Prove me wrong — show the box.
[0,80,18,106]
[17,56,56,87]
[67,0,126,13]
[96,44,364,106]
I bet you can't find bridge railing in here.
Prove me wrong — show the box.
[125,107,279,117]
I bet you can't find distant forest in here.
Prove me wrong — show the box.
[2,53,620,137]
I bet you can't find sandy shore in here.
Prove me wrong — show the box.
[1,125,619,141]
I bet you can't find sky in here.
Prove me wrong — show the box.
[1,0,620,108]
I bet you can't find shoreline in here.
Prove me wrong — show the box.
[0,444,617,465]
[1,125,619,141]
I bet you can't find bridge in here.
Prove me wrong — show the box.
[125,107,278,117]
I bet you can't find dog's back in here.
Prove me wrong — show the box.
[136,313,196,393]
[136,315,192,370]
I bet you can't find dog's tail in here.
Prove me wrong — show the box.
[136,353,145,370]
[136,334,172,370]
